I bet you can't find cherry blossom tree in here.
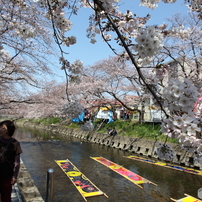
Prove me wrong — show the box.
[0,0,65,111]
[15,81,67,118]
[152,12,202,163]
[157,12,202,84]
[71,56,149,122]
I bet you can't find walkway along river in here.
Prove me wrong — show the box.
[14,126,202,202]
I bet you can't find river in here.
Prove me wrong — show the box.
[14,127,202,202]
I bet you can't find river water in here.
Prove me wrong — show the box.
[14,127,202,202]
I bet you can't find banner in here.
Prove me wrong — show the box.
[91,156,157,188]
[170,193,202,202]
[124,155,202,176]
[55,159,108,201]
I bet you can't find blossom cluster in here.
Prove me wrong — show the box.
[15,24,36,39]
[86,24,102,45]
[96,0,121,12]
[80,120,94,131]
[161,78,202,162]
[86,3,151,47]
[140,0,202,19]
[60,57,83,73]
[34,0,73,33]
[154,142,176,161]
[60,57,70,70]
[61,99,84,119]
[69,60,84,75]
[81,0,121,10]
[185,0,202,11]
[0,49,10,60]
[140,0,160,9]
[63,36,77,47]
[69,60,84,84]
[163,78,198,113]
[166,26,191,40]
[1,1,37,40]
[132,26,163,65]
[140,0,176,9]
[59,57,83,83]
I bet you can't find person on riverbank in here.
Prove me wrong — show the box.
[107,128,117,136]
[0,120,22,202]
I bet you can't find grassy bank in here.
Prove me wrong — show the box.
[94,119,178,143]
[20,117,177,144]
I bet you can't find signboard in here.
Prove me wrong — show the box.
[91,156,157,188]
[55,159,108,201]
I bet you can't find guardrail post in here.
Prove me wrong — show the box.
[45,168,54,202]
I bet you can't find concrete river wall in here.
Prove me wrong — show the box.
[16,120,202,169]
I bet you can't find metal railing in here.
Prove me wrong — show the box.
[45,168,54,202]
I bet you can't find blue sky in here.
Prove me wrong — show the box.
[55,1,190,79]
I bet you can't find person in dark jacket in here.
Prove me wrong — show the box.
[108,128,117,136]
[0,120,22,202]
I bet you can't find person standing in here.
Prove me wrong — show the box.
[0,120,22,202]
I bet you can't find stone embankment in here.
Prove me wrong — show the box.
[17,159,44,202]
[16,120,202,170]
